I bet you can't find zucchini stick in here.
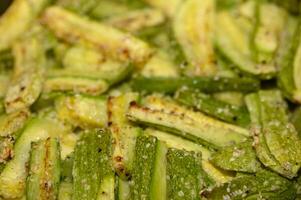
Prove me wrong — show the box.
[42,6,153,64]
[127,97,248,149]
[131,76,260,94]
[175,89,250,127]
[26,138,61,200]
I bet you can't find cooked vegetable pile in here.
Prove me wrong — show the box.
[0,0,301,199]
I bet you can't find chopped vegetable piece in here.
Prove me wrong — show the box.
[210,140,261,173]
[127,96,248,149]
[131,76,260,94]
[42,6,153,64]
[26,138,61,200]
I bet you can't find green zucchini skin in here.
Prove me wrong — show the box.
[72,129,114,200]
[144,128,233,185]
[131,76,260,94]
[204,170,297,200]
[210,140,261,173]
[130,135,167,200]
[175,89,250,127]
[166,148,205,200]
[55,94,107,128]
[246,90,301,179]
[127,97,248,149]
[26,138,61,200]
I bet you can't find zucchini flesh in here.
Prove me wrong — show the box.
[216,11,276,78]
[117,178,131,200]
[277,16,301,102]
[5,38,45,113]
[0,117,69,199]
[253,3,287,63]
[127,96,248,149]
[143,0,182,17]
[0,136,14,164]
[58,181,72,200]
[108,93,141,179]
[57,45,132,84]
[44,76,109,96]
[173,0,218,76]
[140,51,179,78]
[131,76,260,94]
[105,8,165,33]
[0,109,30,137]
[26,138,61,200]
[55,95,107,128]
[42,6,153,64]
[0,0,51,51]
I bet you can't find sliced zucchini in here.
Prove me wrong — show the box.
[0,109,30,137]
[216,11,277,78]
[291,107,301,137]
[166,148,206,200]
[0,136,14,164]
[278,16,301,103]
[0,74,9,99]
[253,3,287,63]
[174,0,218,76]
[5,38,45,113]
[108,93,141,179]
[73,129,114,200]
[56,0,98,15]
[55,94,107,129]
[210,140,261,173]
[0,0,51,51]
[56,45,132,84]
[89,1,130,20]
[212,91,245,107]
[246,90,301,178]
[144,128,234,184]
[0,117,69,199]
[175,89,250,127]
[60,133,78,160]
[105,8,165,33]
[42,6,153,64]
[44,76,109,96]
[204,170,297,199]
[117,178,131,200]
[58,181,72,200]
[128,96,248,149]
[26,138,61,200]
[131,76,260,94]
[140,51,179,77]
[130,135,167,200]
[143,0,182,17]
